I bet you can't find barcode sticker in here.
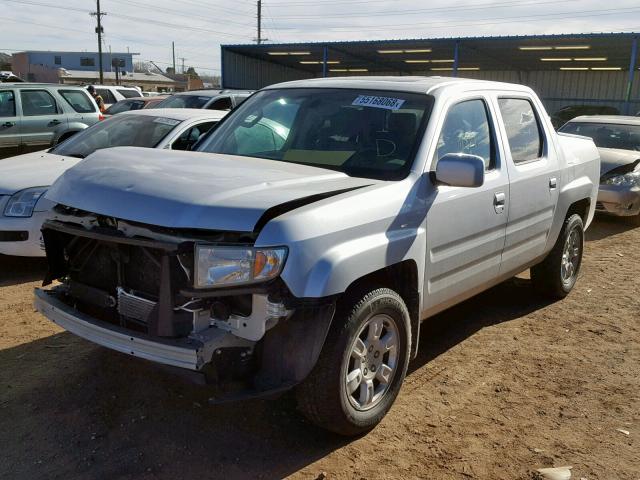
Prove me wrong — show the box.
[352,95,406,110]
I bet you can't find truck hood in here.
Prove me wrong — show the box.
[0,150,81,195]
[598,148,640,176]
[46,147,375,232]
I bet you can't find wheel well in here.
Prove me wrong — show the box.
[341,260,420,358]
[566,198,590,224]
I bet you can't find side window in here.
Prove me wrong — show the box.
[0,90,16,117]
[498,98,543,164]
[208,97,232,111]
[96,89,117,105]
[59,90,96,113]
[436,99,494,170]
[117,89,141,99]
[172,121,217,150]
[20,90,59,116]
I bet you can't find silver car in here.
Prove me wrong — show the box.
[153,89,253,111]
[36,77,599,436]
[0,83,102,158]
[559,115,640,225]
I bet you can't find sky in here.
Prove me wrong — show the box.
[1,0,640,76]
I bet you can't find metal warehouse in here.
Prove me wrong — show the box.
[221,32,639,115]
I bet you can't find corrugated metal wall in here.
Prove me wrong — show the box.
[222,50,313,89]
[222,50,639,115]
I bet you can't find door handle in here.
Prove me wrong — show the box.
[493,192,506,214]
[2,121,15,128]
[48,119,62,126]
[549,177,557,190]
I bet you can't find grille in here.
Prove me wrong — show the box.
[117,287,157,324]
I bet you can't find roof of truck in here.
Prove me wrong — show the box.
[567,115,640,126]
[264,76,532,95]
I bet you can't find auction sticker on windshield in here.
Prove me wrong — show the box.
[352,95,406,110]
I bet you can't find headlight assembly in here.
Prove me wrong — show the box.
[602,171,640,187]
[194,245,287,288]
[3,187,48,218]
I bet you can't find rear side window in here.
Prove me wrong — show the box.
[96,89,117,105]
[208,97,232,110]
[59,90,96,113]
[20,90,59,116]
[0,90,16,117]
[436,99,495,170]
[117,89,141,99]
[498,98,543,163]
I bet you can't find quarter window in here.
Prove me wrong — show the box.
[498,98,543,163]
[0,91,16,117]
[436,99,495,170]
[20,90,59,116]
[59,90,96,113]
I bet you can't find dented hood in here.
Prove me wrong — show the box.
[46,147,373,231]
[598,148,640,176]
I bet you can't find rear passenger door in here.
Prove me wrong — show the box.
[423,96,509,313]
[19,89,67,151]
[0,89,21,157]
[495,96,560,275]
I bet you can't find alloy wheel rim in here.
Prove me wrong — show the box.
[561,227,581,283]
[344,313,399,411]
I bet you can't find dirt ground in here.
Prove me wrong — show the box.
[0,217,638,480]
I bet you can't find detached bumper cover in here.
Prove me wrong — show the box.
[34,288,205,370]
[597,184,640,217]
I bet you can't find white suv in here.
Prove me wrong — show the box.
[89,85,142,108]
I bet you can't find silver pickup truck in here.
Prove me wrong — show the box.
[35,77,599,435]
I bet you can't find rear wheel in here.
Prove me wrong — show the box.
[531,213,584,299]
[296,287,411,436]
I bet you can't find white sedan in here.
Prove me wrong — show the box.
[0,108,226,257]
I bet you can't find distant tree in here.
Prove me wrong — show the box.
[165,67,175,75]
[133,61,154,73]
[185,66,199,77]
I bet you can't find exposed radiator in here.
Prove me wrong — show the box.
[117,287,156,323]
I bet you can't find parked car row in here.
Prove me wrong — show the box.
[5,76,600,437]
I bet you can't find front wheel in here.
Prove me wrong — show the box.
[531,213,584,299]
[296,287,411,436]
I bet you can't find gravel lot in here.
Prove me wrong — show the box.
[0,217,638,480]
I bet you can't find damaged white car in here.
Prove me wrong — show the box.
[35,77,599,435]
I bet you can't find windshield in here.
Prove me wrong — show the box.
[155,94,213,109]
[196,88,433,180]
[51,114,181,158]
[559,122,640,151]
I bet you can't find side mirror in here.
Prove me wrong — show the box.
[434,153,485,188]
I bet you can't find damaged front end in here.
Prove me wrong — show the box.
[35,206,335,399]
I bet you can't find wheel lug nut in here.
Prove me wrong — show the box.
[371,365,376,372]
[368,345,374,352]
[374,351,380,358]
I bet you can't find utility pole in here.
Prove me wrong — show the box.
[172,41,176,73]
[257,0,262,45]
[90,0,106,84]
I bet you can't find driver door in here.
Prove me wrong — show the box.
[423,95,510,315]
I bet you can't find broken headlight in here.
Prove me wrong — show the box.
[194,245,287,288]
[4,187,48,218]
[602,171,640,187]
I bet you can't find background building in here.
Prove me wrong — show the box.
[221,32,640,116]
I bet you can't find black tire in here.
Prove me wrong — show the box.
[531,213,584,299]
[296,287,411,436]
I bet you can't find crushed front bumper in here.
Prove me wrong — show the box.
[34,287,250,371]
[597,184,640,217]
